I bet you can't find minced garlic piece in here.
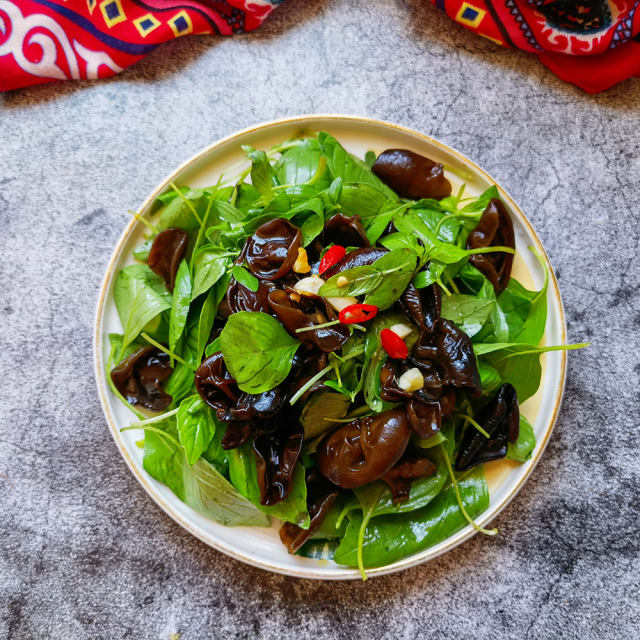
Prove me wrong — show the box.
[326,296,358,312]
[293,275,324,296]
[293,247,311,274]
[390,323,413,339]
[397,367,424,392]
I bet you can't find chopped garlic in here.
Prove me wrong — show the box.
[293,275,325,296]
[397,367,424,392]
[326,296,358,312]
[293,247,311,274]
[336,276,349,288]
[390,323,413,340]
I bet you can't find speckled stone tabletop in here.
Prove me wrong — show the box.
[1,0,639,637]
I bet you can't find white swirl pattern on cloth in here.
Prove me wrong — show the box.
[0,0,121,82]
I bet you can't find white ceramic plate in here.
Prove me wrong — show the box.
[95,115,567,580]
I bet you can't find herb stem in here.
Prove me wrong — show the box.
[502,342,590,358]
[141,333,197,370]
[128,407,180,427]
[289,363,333,405]
[120,423,180,447]
[440,443,498,536]
[170,181,202,226]
[295,319,341,333]
[190,193,216,271]
[445,272,460,295]
[356,486,383,581]
[433,211,480,237]
[466,245,516,256]
[454,412,490,438]
[437,278,451,296]
[128,210,159,234]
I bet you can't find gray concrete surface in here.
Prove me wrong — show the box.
[1,0,639,637]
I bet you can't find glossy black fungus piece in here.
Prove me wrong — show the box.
[279,470,340,554]
[194,352,238,418]
[413,318,481,395]
[240,218,301,281]
[321,246,388,279]
[466,198,515,294]
[229,388,287,421]
[455,383,520,471]
[148,228,188,292]
[219,277,279,316]
[110,346,173,411]
[380,359,454,440]
[317,408,411,489]
[268,289,349,353]
[323,213,370,248]
[381,456,437,504]
[372,149,452,200]
[221,421,253,450]
[398,283,441,333]
[253,418,304,506]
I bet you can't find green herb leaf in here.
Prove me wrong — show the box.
[231,265,259,292]
[333,467,489,568]
[364,249,418,310]
[413,260,446,289]
[133,239,152,262]
[507,415,536,462]
[114,264,172,353]
[243,147,273,198]
[318,265,382,297]
[275,139,331,188]
[318,132,397,199]
[169,259,192,358]
[142,418,269,526]
[176,395,215,465]
[337,182,398,225]
[158,189,205,231]
[196,286,218,361]
[191,247,233,300]
[212,199,245,224]
[441,293,495,338]
[220,311,300,393]
[477,360,502,394]
[474,342,587,402]
[299,391,351,440]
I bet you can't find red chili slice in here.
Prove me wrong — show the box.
[318,245,347,275]
[338,303,378,324]
[380,328,408,359]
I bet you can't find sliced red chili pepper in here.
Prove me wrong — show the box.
[338,303,378,324]
[318,245,346,275]
[380,328,408,359]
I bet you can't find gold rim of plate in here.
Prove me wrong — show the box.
[94,115,567,580]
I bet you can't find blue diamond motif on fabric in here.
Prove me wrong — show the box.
[104,1,120,20]
[140,18,154,30]
[461,6,479,21]
[174,15,188,32]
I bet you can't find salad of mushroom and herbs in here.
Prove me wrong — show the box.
[107,132,583,577]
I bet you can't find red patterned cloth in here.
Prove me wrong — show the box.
[0,0,639,92]
[430,0,640,92]
[0,0,279,90]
